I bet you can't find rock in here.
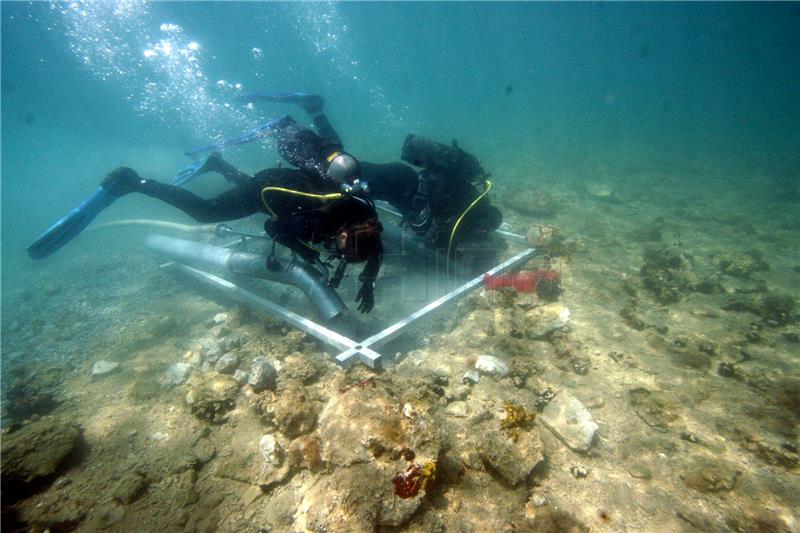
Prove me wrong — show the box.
[539,391,598,453]
[530,494,548,507]
[256,386,320,437]
[1,417,81,488]
[185,373,239,423]
[218,335,241,352]
[258,434,283,466]
[444,401,469,418]
[233,369,249,385]
[163,362,192,387]
[242,485,264,506]
[214,352,239,374]
[248,357,277,392]
[213,312,229,325]
[681,458,740,493]
[91,360,119,378]
[628,388,679,432]
[585,181,620,202]
[479,426,545,485]
[462,370,480,385]
[447,385,471,402]
[475,355,509,377]
[182,350,203,368]
[112,471,149,504]
[570,465,589,478]
[628,463,652,480]
[524,303,571,339]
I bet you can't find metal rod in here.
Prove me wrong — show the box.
[335,247,538,365]
[168,263,383,364]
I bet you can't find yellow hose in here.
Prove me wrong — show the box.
[260,186,342,218]
[446,180,493,272]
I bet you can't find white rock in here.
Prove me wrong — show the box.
[462,369,480,384]
[213,313,229,325]
[525,303,571,339]
[258,434,283,466]
[402,403,415,418]
[91,360,119,378]
[539,391,598,453]
[475,355,509,377]
[163,362,192,387]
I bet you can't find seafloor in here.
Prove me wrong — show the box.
[2,156,798,532]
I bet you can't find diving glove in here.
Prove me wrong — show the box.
[355,281,376,313]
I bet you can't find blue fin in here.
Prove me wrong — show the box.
[183,118,285,157]
[27,187,117,260]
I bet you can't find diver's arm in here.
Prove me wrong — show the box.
[355,254,381,313]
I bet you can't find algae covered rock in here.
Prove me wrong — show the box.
[506,188,560,217]
[304,383,443,531]
[185,372,239,423]
[1,416,81,489]
[478,423,544,486]
[681,457,740,493]
[640,246,692,304]
[719,250,770,279]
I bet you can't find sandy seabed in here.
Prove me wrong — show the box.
[2,158,799,532]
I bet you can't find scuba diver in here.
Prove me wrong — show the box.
[236,92,504,266]
[26,117,383,313]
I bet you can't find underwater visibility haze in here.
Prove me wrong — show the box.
[1,2,799,532]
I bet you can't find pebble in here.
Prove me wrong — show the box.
[531,494,548,507]
[475,355,509,377]
[462,370,480,385]
[163,362,192,387]
[570,465,589,478]
[402,403,415,418]
[91,360,120,378]
[213,313,229,325]
[628,463,653,480]
[248,357,277,392]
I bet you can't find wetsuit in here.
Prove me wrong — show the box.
[128,162,381,310]
[303,111,503,248]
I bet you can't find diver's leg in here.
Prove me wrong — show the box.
[139,180,261,223]
[308,111,342,145]
[206,152,254,187]
[104,167,261,223]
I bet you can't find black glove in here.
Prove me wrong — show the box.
[355,281,376,313]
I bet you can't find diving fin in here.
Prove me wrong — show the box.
[236,92,324,114]
[183,118,285,157]
[27,187,117,260]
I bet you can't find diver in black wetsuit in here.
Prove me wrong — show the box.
[239,93,503,257]
[100,148,381,313]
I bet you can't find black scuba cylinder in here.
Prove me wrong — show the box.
[400,134,485,182]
